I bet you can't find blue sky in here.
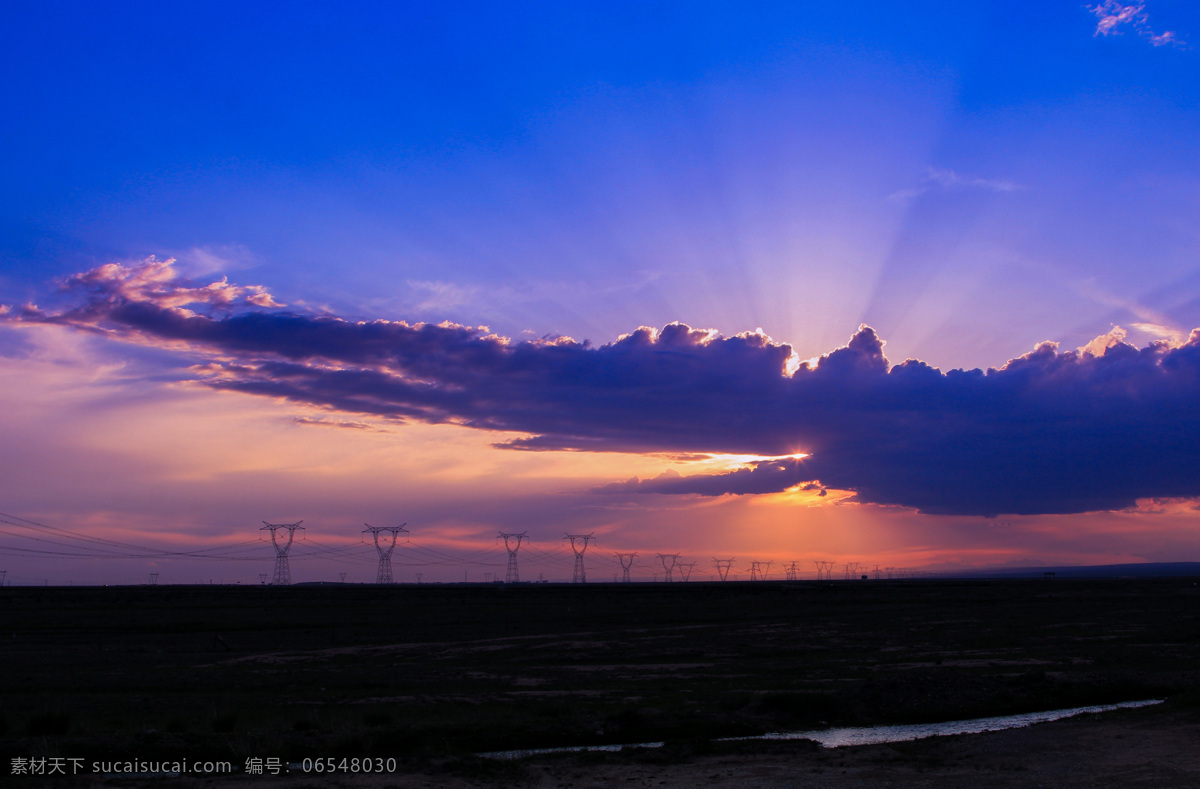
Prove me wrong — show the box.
[6,2,1198,359]
[2,2,1199,583]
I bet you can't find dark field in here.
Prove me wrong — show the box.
[3,578,1199,786]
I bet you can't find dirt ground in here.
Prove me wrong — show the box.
[93,705,1200,788]
[3,578,1198,787]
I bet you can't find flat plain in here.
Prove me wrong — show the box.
[2,577,1198,786]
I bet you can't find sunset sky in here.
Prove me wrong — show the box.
[3,2,1199,584]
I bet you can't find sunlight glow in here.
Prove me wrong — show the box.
[694,452,809,471]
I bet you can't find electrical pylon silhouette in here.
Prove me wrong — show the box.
[615,552,637,583]
[498,531,527,583]
[260,521,304,585]
[363,522,407,584]
[565,533,594,583]
[657,553,680,582]
[678,561,696,582]
[712,558,734,581]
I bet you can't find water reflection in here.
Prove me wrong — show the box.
[479,699,1163,760]
[720,699,1164,748]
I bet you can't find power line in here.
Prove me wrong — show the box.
[564,533,594,583]
[614,552,637,583]
[712,557,734,582]
[657,553,680,582]
[498,531,527,583]
[363,523,407,584]
[260,521,304,585]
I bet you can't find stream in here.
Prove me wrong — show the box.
[478,698,1164,760]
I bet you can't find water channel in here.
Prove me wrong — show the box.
[478,698,1164,760]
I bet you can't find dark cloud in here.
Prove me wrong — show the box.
[599,459,813,496]
[10,260,1200,517]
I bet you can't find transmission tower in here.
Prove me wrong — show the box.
[149,572,158,585]
[259,573,268,585]
[615,552,637,583]
[364,523,407,584]
[656,553,680,582]
[339,572,347,583]
[678,561,697,582]
[565,533,594,583]
[785,561,798,581]
[761,560,773,580]
[260,520,304,585]
[712,558,734,581]
[498,531,527,582]
[749,561,761,582]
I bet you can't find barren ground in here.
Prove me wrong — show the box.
[2,578,1198,786]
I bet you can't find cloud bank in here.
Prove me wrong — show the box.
[9,259,1200,517]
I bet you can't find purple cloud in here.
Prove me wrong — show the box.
[9,260,1200,517]
[1089,2,1184,47]
[599,459,815,497]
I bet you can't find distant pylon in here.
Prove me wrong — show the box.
[761,560,773,581]
[615,552,637,583]
[712,558,734,582]
[149,572,158,585]
[565,533,594,583]
[498,531,527,582]
[814,560,835,581]
[260,521,304,585]
[785,561,798,581]
[749,561,762,582]
[678,561,696,582]
[364,522,407,584]
[656,553,680,582]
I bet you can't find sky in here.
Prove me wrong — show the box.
[2,1,1199,584]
